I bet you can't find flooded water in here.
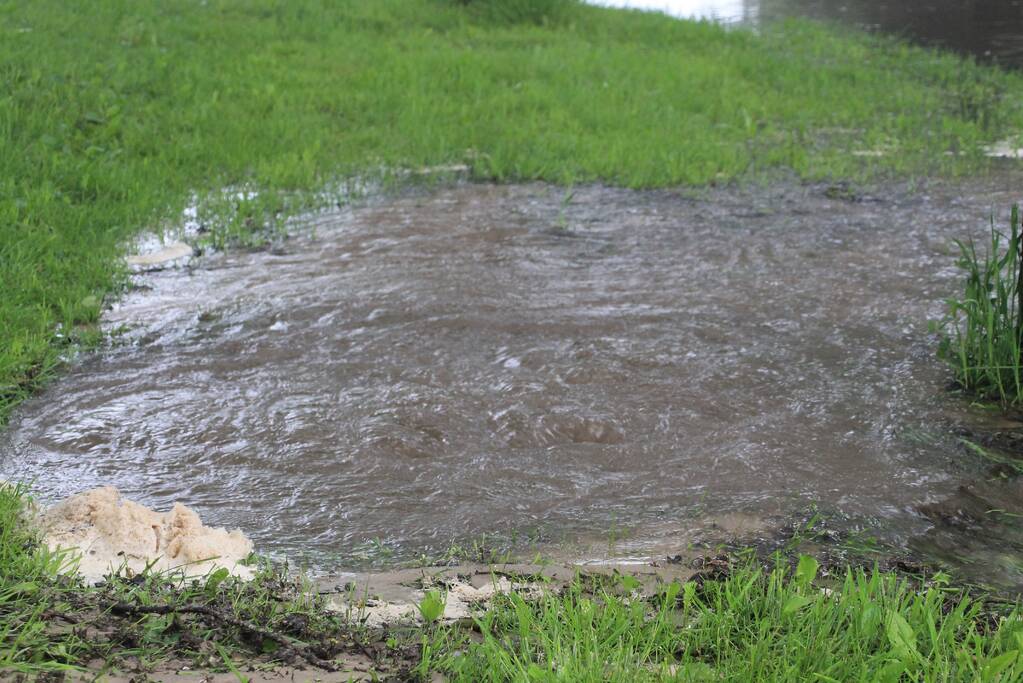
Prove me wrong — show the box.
[4,178,1023,575]
[592,0,1023,69]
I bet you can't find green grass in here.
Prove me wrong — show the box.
[938,205,1023,405]
[5,1,1023,675]
[0,484,80,673]
[2,0,1023,420]
[452,0,579,25]
[423,558,1023,682]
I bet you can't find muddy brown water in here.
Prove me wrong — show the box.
[4,179,1023,580]
[594,0,1023,69]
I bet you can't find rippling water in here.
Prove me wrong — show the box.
[3,180,1022,566]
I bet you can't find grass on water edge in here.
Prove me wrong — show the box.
[3,0,1023,421]
[422,559,1023,682]
[3,485,1023,680]
[938,205,1023,407]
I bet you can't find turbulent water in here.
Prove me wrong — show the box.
[3,179,1023,570]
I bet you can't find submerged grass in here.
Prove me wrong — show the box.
[2,0,1023,420]
[939,205,1023,405]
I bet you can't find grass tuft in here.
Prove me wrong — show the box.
[939,205,1023,405]
[0,484,82,673]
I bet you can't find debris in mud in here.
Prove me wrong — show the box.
[320,560,709,630]
[822,182,863,202]
[40,486,253,583]
[126,240,193,271]
[984,139,1023,159]
[327,570,545,628]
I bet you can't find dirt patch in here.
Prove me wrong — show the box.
[319,560,697,629]
[905,417,1023,591]
[65,664,382,683]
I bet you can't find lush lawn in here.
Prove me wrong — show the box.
[2,0,1023,420]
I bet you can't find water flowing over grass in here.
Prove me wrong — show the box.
[5,3,1023,676]
[2,0,1023,421]
[939,205,1023,405]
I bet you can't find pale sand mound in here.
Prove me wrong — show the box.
[41,486,254,583]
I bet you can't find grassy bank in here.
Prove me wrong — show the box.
[3,486,1023,680]
[3,0,1023,420]
[424,562,1023,681]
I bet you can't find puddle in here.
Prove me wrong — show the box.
[4,178,1023,582]
[592,0,1023,69]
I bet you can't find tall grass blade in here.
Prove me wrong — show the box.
[939,204,1023,405]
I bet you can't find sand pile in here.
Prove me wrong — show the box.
[41,486,254,583]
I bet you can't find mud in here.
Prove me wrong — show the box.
[42,558,702,683]
[915,461,1023,588]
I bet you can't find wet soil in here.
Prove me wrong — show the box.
[4,176,1023,586]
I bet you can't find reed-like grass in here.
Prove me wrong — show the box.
[939,205,1023,405]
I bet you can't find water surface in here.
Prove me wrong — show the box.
[3,180,1021,568]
